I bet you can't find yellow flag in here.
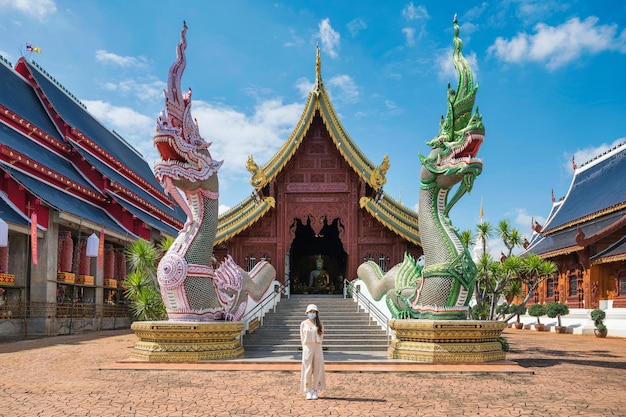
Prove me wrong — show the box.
[26,43,42,53]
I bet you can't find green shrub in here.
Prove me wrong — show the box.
[497,336,510,352]
[590,309,606,324]
[545,301,569,326]
[590,309,606,330]
[527,303,545,324]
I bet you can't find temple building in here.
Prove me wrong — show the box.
[0,55,185,337]
[0,47,424,338]
[214,48,422,295]
[523,142,626,313]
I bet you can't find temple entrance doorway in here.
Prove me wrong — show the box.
[288,216,347,295]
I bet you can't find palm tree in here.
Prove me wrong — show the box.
[515,254,557,309]
[124,238,172,321]
[473,222,493,317]
[476,222,493,258]
[460,229,475,249]
[124,270,165,321]
[126,238,160,288]
[496,220,525,257]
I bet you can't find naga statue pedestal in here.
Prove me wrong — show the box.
[388,320,507,363]
[130,321,244,362]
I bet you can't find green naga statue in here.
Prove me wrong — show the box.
[356,16,484,320]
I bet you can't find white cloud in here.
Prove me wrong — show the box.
[95,50,149,68]
[384,100,403,116]
[463,2,488,21]
[347,18,367,37]
[514,0,571,25]
[190,98,303,178]
[103,78,166,102]
[401,3,429,46]
[402,3,429,21]
[511,207,544,236]
[82,99,156,159]
[436,47,479,81]
[318,18,340,58]
[564,137,626,174]
[283,29,304,48]
[327,74,360,104]
[0,0,56,21]
[402,28,416,46]
[83,95,304,183]
[295,77,314,98]
[488,17,626,70]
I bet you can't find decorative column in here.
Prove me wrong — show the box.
[58,231,73,272]
[79,239,90,275]
[115,249,126,280]
[0,246,8,273]
[57,231,75,284]
[104,245,115,279]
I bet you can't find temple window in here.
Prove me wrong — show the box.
[568,274,577,296]
[619,271,626,296]
[547,278,555,298]
[378,255,390,273]
[245,255,256,272]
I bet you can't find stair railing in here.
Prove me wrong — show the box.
[240,279,290,343]
[345,278,393,345]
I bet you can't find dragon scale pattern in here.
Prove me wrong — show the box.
[356,16,484,320]
[153,22,276,322]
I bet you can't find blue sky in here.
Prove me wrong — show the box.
[1,1,625,257]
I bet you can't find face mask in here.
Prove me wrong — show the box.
[307,312,317,319]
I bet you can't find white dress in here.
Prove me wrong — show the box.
[300,319,326,392]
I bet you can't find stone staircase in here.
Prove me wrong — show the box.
[242,295,389,353]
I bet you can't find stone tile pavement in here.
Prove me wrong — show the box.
[0,328,624,416]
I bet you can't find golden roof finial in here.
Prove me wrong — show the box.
[315,44,322,89]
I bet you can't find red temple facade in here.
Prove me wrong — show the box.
[523,143,626,327]
[213,49,422,294]
[0,55,184,337]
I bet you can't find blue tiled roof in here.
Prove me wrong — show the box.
[592,234,626,261]
[543,145,626,232]
[108,194,179,237]
[24,60,163,192]
[0,122,97,193]
[0,192,29,226]
[525,209,626,256]
[1,165,131,236]
[0,61,64,143]
[72,145,184,223]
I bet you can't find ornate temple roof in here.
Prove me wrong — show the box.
[215,194,275,245]
[22,59,165,195]
[542,142,626,234]
[216,48,421,246]
[524,142,626,260]
[0,56,185,237]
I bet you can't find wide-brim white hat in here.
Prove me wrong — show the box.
[305,304,318,314]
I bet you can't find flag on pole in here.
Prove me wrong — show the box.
[26,43,42,53]
[31,212,38,265]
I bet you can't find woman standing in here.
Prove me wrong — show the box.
[300,304,326,400]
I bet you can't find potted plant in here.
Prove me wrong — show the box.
[528,303,546,331]
[508,303,527,329]
[590,309,607,338]
[545,301,569,333]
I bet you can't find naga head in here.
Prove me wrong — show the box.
[153,22,222,192]
[420,16,484,194]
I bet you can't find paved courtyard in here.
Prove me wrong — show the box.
[0,327,625,416]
